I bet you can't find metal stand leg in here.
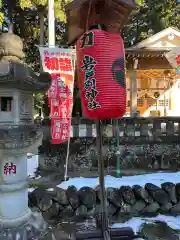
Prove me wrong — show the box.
[95,120,110,240]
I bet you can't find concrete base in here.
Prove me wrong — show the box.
[0,212,47,240]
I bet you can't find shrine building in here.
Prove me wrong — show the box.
[126,27,180,117]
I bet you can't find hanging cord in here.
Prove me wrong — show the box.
[86,0,93,31]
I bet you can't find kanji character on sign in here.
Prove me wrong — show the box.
[52,99,59,106]
[44,50,49,56]
[88,100,101,110]
[4,163,16,175]
[53,111,59,117]
[49,86,56,98]
[51,81,56,87]
[56,127,60,133]
[55,121,61,127]
[81,56,97,71]
[55,133,60,138]
[62,123,69,129]
[45,57,60,71]
[85,70,95,80]
[61,134,67,140]
[84,78,96,90]
[59,58,73,72]
[62,128,68,135]
[61,106,68,117]
[59,93,67,99]
[57,79,66,88]
[85,89,98,100]
[80,31,94,48]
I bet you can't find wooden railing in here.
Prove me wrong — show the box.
[41,117,180,144]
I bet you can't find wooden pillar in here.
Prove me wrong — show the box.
[130,58,139,116]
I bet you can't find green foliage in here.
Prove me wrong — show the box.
[0,0,71,112]
[18,0,71,22]
[54,0,66,22]
[34,92,46,116]
[0,12,4,25]
[31,0,48,6]
[136,0,144,5]
[123,0,180,47]
[19,0,33,9]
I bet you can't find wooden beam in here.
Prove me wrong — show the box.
[126,57,172,70]
[130,59,138,116]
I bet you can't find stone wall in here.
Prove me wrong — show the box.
[38,117,180,171]
[38,138,180,171]
[29,182,180,223]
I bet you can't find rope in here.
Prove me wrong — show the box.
[86,0,93,31]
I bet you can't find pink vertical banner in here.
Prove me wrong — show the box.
[39,47,75,144]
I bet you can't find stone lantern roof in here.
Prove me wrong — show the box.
[0,32,51,92]
[0,32,51,148]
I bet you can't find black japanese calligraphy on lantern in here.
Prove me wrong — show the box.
[81,53,101,110]
[86,89,98,99]
[80,31,94,48]
[88,100,101,110]
[85,70,95,79]
[84,78,96,90]
[81,56,97,71]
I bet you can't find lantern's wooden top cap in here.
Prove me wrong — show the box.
[65,0,136,45]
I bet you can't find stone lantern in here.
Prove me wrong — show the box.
[0,33,51,239]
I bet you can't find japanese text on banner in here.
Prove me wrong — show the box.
[39,47,75,144]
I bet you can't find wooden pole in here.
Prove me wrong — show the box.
[130,59,138,117]
[95,120,110,240]
[39,8,44,72]
[48,0,55,47]
[115,118,121,177]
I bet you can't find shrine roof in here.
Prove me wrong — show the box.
[126,27,180,59]
[131,27,180,49]
[125,48,170,58]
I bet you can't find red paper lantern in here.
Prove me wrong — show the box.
[76,29,126,120]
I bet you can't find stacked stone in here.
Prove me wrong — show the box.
[28,182,180,222]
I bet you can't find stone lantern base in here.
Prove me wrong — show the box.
[0,212,47,240]
[0,126,48,239]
